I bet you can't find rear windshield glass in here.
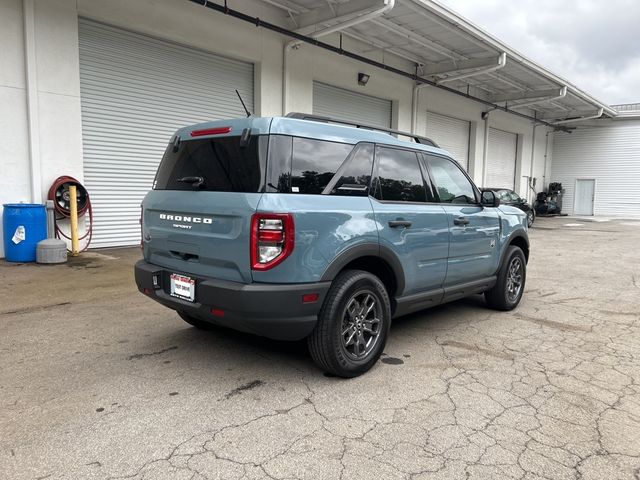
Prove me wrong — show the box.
[153,135,267,192]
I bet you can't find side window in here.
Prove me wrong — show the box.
[291,138,353,194]
[427,155,477,204]
[374,147,428,202]
[266,135,292,193]
[495,189,511,202]
[325,143,374,196]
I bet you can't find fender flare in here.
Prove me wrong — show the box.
[320,243,406,296]
[499,229,530,268]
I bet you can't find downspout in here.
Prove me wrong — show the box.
[528,123,538,203]
[411,83,429,134]
[282,41,293,115]
[23,0,42,203]
[282,0,395,115]
[552,108,604,125]
[481,112,490,187]
[542,130,550,189]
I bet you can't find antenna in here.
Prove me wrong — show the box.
[235,89,251,117]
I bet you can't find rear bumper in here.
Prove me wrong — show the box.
[134,260,329,341]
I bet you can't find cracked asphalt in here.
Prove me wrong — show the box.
[1,217,640,480]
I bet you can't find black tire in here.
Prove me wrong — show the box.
[485,246,526,311]
[526,210,535,228]
[308,270,391,378]
[178,311,216,330]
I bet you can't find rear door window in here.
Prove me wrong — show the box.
[154,135,267,192]
[373,147,431,202]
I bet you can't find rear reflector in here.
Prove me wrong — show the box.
[190,126,232,137]
[143,288,152,295]
[211,308,225,317]
[258,229,284,243]
[302,293,319,304]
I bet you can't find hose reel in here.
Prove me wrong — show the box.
[47,176,93,252]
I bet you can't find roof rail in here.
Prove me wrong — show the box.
[285,112,439,148]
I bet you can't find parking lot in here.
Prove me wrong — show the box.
[1,217,640,480]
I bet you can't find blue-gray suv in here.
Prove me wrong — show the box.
[135,113,529,377]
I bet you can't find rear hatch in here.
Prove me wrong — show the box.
[142,120,269,283]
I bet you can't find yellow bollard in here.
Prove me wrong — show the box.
[69,184,79,256]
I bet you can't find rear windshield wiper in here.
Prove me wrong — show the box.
[178,176,205,188]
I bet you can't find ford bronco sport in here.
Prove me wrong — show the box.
[135,113,529,377]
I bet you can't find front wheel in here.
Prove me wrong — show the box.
[485,246,526,311]
[308,270,391,378]
[526,210,535,228]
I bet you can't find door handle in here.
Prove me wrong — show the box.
[453,217,470,226]
[389,220,412,228]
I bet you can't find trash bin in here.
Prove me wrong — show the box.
[3,204,47,262]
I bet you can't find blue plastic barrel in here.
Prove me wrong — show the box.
[3,204,47,262]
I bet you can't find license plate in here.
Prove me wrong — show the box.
[170,274,195,302]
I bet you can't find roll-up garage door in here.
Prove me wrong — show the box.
[486,127,517,189]
[312,82,392,128]
[426,111,470,170]
[78,19,254,247]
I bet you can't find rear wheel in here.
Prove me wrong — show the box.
[308,270,391,378]
[485,246,526,311]
[178,311,215,330]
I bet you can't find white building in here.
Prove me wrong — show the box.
[552,104,640,217]
[0,0,623,256]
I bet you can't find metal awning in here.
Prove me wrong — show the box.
[259,0,616,122]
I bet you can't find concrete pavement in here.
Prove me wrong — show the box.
[1,217,640,479]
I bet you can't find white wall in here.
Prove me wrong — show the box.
[552,119,640,217]
[0,0,84,257]
[415,86,551,198]
[0,0,31,256]
[1,0,554,256]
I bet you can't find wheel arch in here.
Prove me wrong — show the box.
[504,231,530,264]
[320,244,405,298]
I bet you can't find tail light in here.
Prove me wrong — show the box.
[251,213,294,270]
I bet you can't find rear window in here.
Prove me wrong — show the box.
[154,135,267,192]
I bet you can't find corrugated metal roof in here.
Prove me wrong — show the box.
[612,103,640,117]
[264,0,616,121]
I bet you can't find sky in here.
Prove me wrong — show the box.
[438,0,640,105]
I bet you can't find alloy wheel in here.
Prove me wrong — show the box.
[340,290,382,360]
[506,257,524,302]
[527,211,534,227]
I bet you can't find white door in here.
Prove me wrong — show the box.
[78,19,254,247]
[312,82,392,128]
[574,179,595,215]
[426,112,470,170]
[486,128,517,189]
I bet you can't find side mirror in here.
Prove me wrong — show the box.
[481,190,500,208]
